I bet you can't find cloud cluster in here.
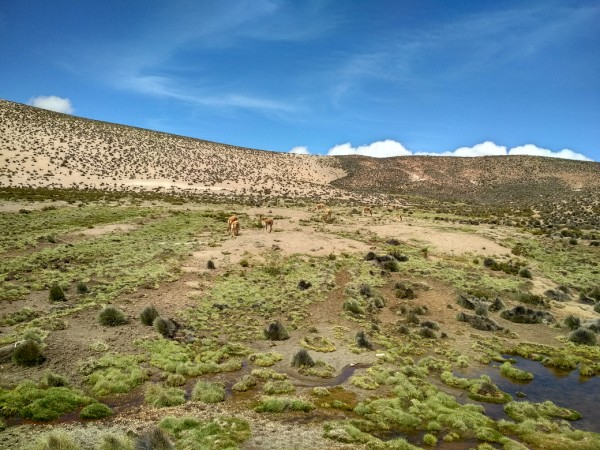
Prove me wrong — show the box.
[28,96,74,114]
[289,146,310,154]
[289,140,592,161]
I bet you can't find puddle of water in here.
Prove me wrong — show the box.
[287,363,371,388]
[458,356,600,433]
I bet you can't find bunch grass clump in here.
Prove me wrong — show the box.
[159,415,250,449]
[140,305,159,326]
[355,331,374,350]
[80,402,113,419]
[191,381,225,403]
[291,349,315,368]
[135,427,174,450]
[49,282,66,302]
[12,339,45,366]
[264,321,289,341]
[29,431,81,450]
[98,306,128,326]
[255,396,315,413]
[569,328,597,346]
[263,380,295,395]
[500,362,534,381]
[153,317,178,338]
[144,384,186,408]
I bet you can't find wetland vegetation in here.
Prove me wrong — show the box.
[0,187,599,449]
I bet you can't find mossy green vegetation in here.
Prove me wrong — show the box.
[79,402,113,419]
[0,380,93,421]
[248,351,282,367]
[254,396,315,413]
[159,415,251,449]
[144,383,186,408]
[500,361,534,381]
[504,400,582,422]
[79,353,149,396]
[191,381,225,403]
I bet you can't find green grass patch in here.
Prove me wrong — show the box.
[79,353,149,396]
[255,396,315,413]
[191,381,225,403]
[159,415,251,449]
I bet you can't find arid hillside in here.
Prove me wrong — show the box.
[1,99,599,207]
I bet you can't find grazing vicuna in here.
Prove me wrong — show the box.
[229,219,240,237]
[227,215,238,234]
[363,206,373,216]
[314,203,326,211]
[260,215,274,233]
[322,208,332,222]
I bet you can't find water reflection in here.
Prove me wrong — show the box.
[459,356,600,433]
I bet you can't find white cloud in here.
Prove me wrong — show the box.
[322,139,594,161]
[289,146,310,154]
[509,144,592,161]
[327,140,411,157]
[418,141,508,157]
[28,96,74,114]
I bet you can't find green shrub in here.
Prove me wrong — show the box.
[30,431,81,450]
[419,327,436,339]
[153,317,178,338]
[232,375,257,392]
[98,434,134,450]
[263,380,295,395]
[343,299,364,315]
[264,321,289,340]
[191,381,225,403]
[355,331,373,350]
[500,362,534,381]
[80,402,113,419]
[382,260,400,272]
[564,315,581,330]
[158,416,249,449]
[144,384,186,408]
[76,282,89,294]
[255,397,315,413]
[135,427,174,450]
[98,306,128,326]
[41,371,69,387]
[291,349,315,368]
[519,267,533,279]
[12,340,45,366]
[140,305,159,326]
[569,328,597,346]
[49,282,66,302]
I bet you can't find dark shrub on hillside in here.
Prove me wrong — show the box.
[135,427,174,450]
[49,282,66,302]
[364,252,376,261]
[456,312,503,331]
[359,284,373,298]
[595,303,600,314]
[519,268,533,279]
[207,260,215,270]
[569,328,597,346]
[355,331,373,350]
[483,258,496,268]
[516,293,546,307]
[500,306,554,324]
[153,317,179,338]
[564,315,581,330]
[475,305,488,317]
[421,320,439,330]
[419,327,436,339]
[344,300,364,315]
[264,321,289,341]
[382,260,400,272]
[457,295,478,310]
[386,239,401,246]
[76,281,89,294]
[140,305,159,326]
[406,313,420,325]
[12,340,45,366]
[98,306,128,326]
[544,289,569,302]
[489,297,505,312]
[297,280,312,290]
[396,286,415,299]
[291,349,315,368]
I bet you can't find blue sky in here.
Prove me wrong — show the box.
[1,0,599,161]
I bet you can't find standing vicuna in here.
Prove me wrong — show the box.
[229,219,240,237]
[227,215,239,236]
[260,215,274,233]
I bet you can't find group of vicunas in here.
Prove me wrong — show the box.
[226,203,402,236]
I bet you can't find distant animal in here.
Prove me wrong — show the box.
[227,215,238,234]
[363,206,373,216]
[260,215,274,233]
[314,203,326,211]
[322,208,332,222]
[229,219,240,237]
